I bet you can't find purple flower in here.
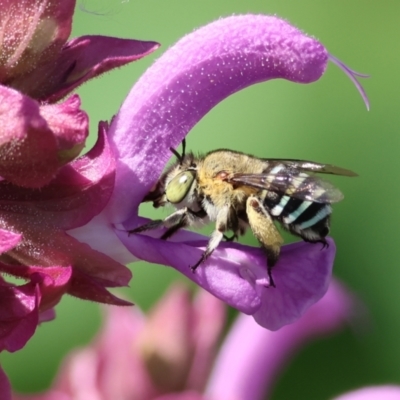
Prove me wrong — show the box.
[9,280,382,400]
[73,14,368,330]
[0,0,159,352]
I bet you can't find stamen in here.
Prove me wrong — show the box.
[329,54,370,111]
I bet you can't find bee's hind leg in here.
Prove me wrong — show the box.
[246,196,284,288]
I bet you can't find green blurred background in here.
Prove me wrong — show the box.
[2,0,400,399]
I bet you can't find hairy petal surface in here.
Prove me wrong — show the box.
[0,86,88,188]
[0,0,75,84]
[0,124,131,305]
[0,228,21,254]
[0,275,40,352]
[23,36,160,102]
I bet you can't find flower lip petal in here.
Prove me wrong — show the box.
[252,238,336,330]
[117,224,335,326]
[115,228,261,314]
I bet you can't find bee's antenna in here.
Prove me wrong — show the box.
[181,138,186,158]
[169,138,187,165]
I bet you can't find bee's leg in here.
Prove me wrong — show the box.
[190,205,229,272]
[161,208,206,240]
[127,208,188,236]
[128,208,206,240]
[223,209,243,241]
[223,233,237,242]
[246,196,284,288]
[128,219,164,234]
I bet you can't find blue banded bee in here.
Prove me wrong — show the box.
[130,140,356,287]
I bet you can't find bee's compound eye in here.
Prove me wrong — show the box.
[166,171,195,204]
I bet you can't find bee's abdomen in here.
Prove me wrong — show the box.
[261,191,331,241]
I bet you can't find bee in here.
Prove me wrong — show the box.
[129,140,356,287]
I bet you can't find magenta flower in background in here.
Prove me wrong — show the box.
[10,281,391,400]
[0,0,159,353]
[0,0,158,188]
[72,14,369,331]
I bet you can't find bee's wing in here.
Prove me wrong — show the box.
[264,159,358,177]
[229,169,346,204]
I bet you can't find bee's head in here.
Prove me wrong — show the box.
[143,139,198,207]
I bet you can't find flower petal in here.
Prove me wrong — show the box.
[0,265,72,311]
[20,36,160,102]
[252,238,336,330]
[186,290,226,391]
[39,94,88,163]
[0,365,11,400]
[0,85,58,187]
[0,119,131,305]
[0,0,75,84]
[0,87,88,188]
[117,228,334,330]
[0,228,21,254]
[115,229,261,314]
[0,275,40,352]
[0,122,114,230]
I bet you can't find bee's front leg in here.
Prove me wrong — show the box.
[190,205,229,272]
[127,209,188,238]
[128,208,206,240]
